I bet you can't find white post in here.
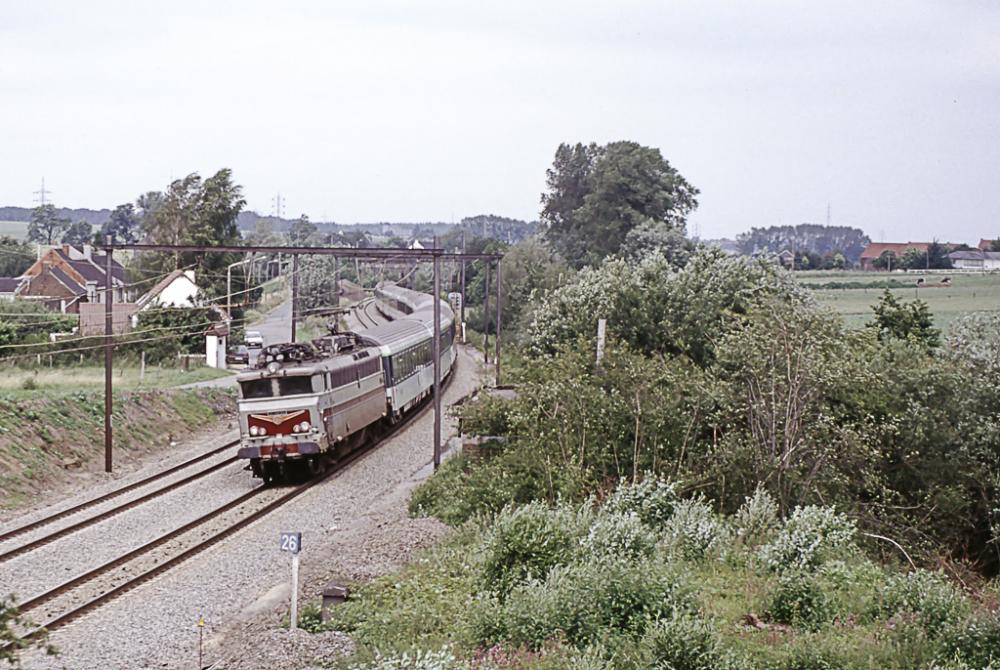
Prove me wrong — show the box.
[140,351,146,383]
[596,319,607,366]
[290,552,300,630]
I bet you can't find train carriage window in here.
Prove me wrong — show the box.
[278,375,315,396]
[240,379,274,399]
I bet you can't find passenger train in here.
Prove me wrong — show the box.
[235,283,456,483]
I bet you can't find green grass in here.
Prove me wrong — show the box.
[0,364,232,395]
[796,270,1000,330]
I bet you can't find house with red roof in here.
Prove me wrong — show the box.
[858,242,930,271]
[16,244,128,313]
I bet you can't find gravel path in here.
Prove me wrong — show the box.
[18,346,484,670]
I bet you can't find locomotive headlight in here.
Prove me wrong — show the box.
[299,421,311,432]
[249,426,259,436]
[258,426,267,436]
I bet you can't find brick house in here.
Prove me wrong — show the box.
[17,244,128,313]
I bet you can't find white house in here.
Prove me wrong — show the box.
[948,250,1000,271]
[135,269,199,311]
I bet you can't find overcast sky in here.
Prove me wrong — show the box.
[1,1,998,241]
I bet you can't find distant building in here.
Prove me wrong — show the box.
[18,244,128,312]
[949,250,1000,271]
[979,238,1000,251]
[859,242,928,271]
[0,277,24,301]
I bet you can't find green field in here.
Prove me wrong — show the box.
[0,220,28,240]
[796,270,1000,330]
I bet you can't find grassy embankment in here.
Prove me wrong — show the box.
[0,370,236,510]
[797,270,1000,330]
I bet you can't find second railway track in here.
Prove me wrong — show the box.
[0,438,240,546]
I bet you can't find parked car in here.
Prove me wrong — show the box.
[244,330,264,348]
[226,345,250,365]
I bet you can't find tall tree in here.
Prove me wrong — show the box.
[289,214,318,245]
[0,236,33,277]
[102,203,140,243]
[136,169,246,299]
[541,141,698,268]
[26,204,70,245]
[61,221,93,246]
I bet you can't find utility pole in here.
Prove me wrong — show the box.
[495,259,502,386]
[432,236,442,470]
[460,231,466,340]
[291,255,299,342]
[483,260,490,364]
[104,235,114,473]
[271,193,285,219]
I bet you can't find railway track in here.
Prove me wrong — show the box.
[0,438,240,547]
[0,450,241,563]
[8,362,456,644]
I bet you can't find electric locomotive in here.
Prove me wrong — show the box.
[235,283,456,483]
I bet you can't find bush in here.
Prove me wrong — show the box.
[474,556,693,651]
[479,502,587,597]
[661,497,732,561]
[878,570,970,637]
[733,485,779,547]
[937,612,1000,666]
[580,512,657,560]
[758,506,856,573]
[636,615,736,670]
[348,647,463,670]
[767,573,833,631]
[602,475,680,528]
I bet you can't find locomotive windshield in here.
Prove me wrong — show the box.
[240,379,273,399]
[278,375,316,396]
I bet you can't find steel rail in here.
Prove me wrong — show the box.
[10,358,458,642]
[0,439,240,544]
[0,455,240,562]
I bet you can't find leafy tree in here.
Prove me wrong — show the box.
[899,247,924,270]
[872,250,897,271]
[0,236,34,277]
[101,203,140,243]
[494,236,569,335]
[61,221,93,246]
[990,238,1000,252]
[621,220,693,268]
[527,248,810,366]
[289,214,317,245]
[868,289,939,348]
[541,141,699,268]
[135,169,246,300]
[26,204,70,245]
[926,240,953,269]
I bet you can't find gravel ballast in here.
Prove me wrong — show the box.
[17,346,484,670]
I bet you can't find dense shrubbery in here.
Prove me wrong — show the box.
[336,481,1000,669]
[414,250,1000,574]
